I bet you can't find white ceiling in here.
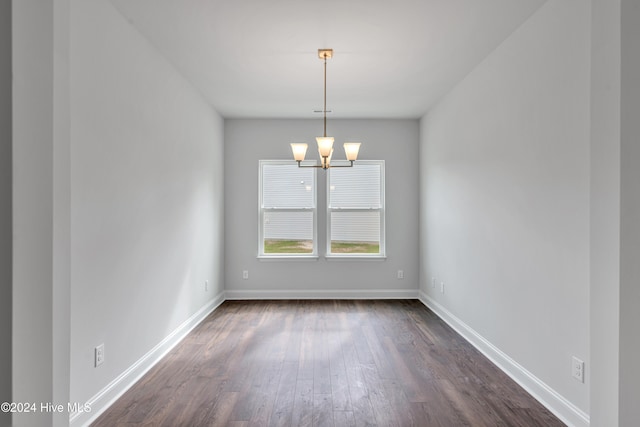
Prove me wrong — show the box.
[109,0,546,119]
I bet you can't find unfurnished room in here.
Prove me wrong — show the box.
[2,1,640,426]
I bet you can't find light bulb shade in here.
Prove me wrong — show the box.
[318,147,334,168]
[316,136,334,157]
[343,142,361,161]
[290,143,308,161]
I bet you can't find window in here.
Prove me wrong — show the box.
[327,160,385,257]
[259,160,317,257]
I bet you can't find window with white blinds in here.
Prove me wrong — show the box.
[327,160,385,256]
[259,160,317,256]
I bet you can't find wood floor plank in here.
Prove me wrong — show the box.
[313,393,334,427]
[291,378,314,427]
[361,323,396,380]
[328,330,351,412]
[382,335,432,403]
[344,363,378,427]
[198,391,240,427]
[92,300,566,427]
[360,363,396,426]
[333,410,356,427]
[313,328,332,396]
[379,379,420,427]
[269,361,297,427]
[297,303,317,381]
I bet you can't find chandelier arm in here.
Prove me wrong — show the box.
[326,161,354,168]
[296,160,353,169]
[296,161,322,169]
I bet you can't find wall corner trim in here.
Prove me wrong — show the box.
[70,292,226,427]
[418,291,590,427]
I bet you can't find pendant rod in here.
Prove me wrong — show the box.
[323,54,327,137]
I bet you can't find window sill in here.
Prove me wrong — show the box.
[258,255,320,261]
[257,255,386,261]
[324,255,387,261]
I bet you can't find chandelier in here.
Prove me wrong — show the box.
[290,49,361,169]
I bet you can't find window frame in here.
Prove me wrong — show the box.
[325,160,386,259]
[258,160,318,259]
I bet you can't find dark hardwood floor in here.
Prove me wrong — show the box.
[92,300,565,426]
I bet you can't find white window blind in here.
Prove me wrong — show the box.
[259,161,317,256]
[327,161,385,256]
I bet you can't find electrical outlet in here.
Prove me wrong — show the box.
[242,270,249,280]
[205,280,209,291]
[572,356,584,383]
[431,277,436,288]
[440,282,445,293]
[397,270,404,279]
[95,344,105,367]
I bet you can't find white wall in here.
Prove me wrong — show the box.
[586,1,640,425]
[69,0,224,420]
[225,119,419,298]
[589,0,620,425]
[53,1,72,425]
[0,2,12,426]
[419,1,590,425]
[619,1,640,425]
[12,1,71,426]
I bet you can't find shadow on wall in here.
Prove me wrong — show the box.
[1,1,12,425]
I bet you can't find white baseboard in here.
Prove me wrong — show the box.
[418,291,589,427]
[70,292,226,427]
[225,288,419,300]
